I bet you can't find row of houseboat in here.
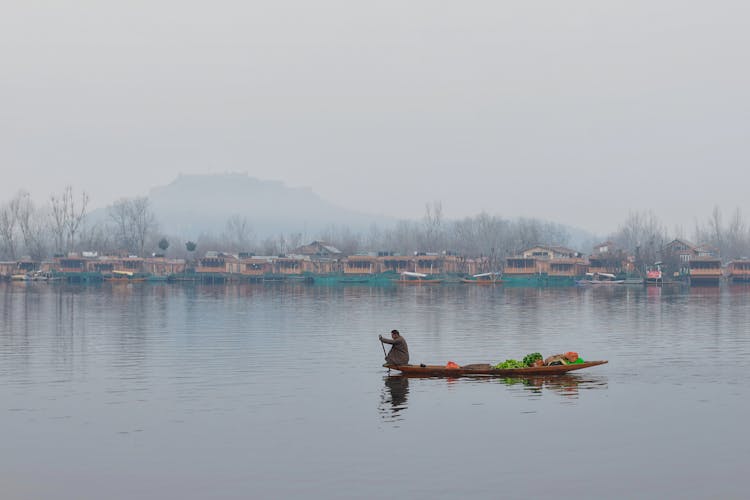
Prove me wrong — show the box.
[1,242,748,286]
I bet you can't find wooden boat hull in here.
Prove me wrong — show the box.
[460,278,503,285]
[384,360,607,376]
[394,279,444,285]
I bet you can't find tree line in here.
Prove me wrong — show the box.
[2,190,750,267]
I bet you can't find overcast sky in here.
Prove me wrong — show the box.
[2,1,749,234]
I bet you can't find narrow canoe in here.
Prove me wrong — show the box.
[460,278,503,285]
[384,360,607,376]
[394,279,444,285]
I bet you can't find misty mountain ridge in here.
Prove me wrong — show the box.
[87,173,596,250]
[147,173,393,239]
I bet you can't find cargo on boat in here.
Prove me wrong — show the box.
[384,360,607,376]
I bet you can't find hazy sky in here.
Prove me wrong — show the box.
[2,1,749,234]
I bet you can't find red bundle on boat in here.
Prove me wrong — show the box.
[446,361,460,369]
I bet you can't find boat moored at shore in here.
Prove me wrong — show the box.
[394,271,444,285]
[460,272,503,285]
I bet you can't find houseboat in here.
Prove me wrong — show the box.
[502,257,543,285]
[334,255,392,284]
[726,260,750,283]
[112,257,150,280]
[547,258,588,286]
[14,258,40,279]
[237,256,273,282]
[380,255,413,275]
[266,255,311,282]
[195,252,237,283]
[144,256,186,280]
[688,257,722,286]
[53,255,103,282]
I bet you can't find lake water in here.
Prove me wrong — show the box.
[1,282,749,499]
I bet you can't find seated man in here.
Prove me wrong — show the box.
[379,329,409,366]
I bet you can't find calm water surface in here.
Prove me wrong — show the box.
[1,282,749,499]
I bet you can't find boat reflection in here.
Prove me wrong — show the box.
[497,374,608,398]
[379,373,608,421]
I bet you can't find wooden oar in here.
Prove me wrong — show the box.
[380,339,389,373]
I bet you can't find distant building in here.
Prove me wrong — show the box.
[664,239,698,262]
[196,251,239,275]
[294,241,343,258]
[520,245,582,259]
[662,238,718,277]
[592,241,614,255]
[589,242,628,275]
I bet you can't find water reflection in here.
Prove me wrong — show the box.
[5,282,750,499]
[379,373,608,422]
[379,375,410,423]
[498,374,609,399]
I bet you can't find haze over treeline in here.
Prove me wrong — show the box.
[2,176,750,265]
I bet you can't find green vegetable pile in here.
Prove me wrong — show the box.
[522,352,543,366]
[493,359,525,369]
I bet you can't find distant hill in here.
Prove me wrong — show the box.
[86,173,596,252]
[146,173,392,238]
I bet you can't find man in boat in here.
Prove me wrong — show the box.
[379,329,409,366]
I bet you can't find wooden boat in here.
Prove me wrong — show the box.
[460,272,503,285]
[105,270,146,282]
[384,360,607,376]
[576,273,624,285]
[394,271,443,285]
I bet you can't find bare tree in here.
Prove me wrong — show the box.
[258,237,279,256]
[66,187,88,250]
[610,210,666,272]
[108,198,133,251]
[49,186,89,252]
[381,220,419,254]
[0,203,18,259]
[694,206,750,260]
[222,215,254,252]
[421,201,445,251]
[49,192,68,253]
[725,208,749,259]
[15,191,34,255]
[78,223,110,254]
[708,205,723,255]
[287,232,303,252]
[14,191,49,260]
[129,197,157,256]
[107,197,157,256]
[318,224,361,255]
[365,223,382,251]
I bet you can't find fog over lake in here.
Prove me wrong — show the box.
[2,3,750,498]
[3,2,750,233]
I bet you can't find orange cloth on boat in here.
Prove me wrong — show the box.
[564,352,579,362]
[446,361,460,369]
